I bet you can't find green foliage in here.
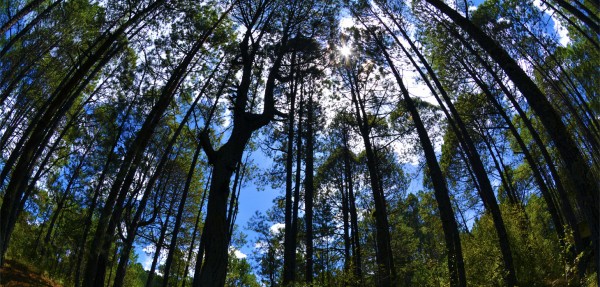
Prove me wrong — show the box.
[123,262,147,287]
[462,196,564,286]
[227,252,261,287]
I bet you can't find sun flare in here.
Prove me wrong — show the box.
[339,45,352,57]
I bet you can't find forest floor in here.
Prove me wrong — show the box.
[0,259,62,287]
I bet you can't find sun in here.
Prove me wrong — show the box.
[339,45,352,57]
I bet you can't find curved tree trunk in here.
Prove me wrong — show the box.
[83,10,226,284]
[373,31,466,287]
[0,0,62,59]
[0,0,162,266]
[368,11,512,284]
[460,58,567,241]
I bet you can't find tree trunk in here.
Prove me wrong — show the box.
[342,128,362,283]
[346,64,395,287]
[82,9,226,283]
[192,52,286,285]
[291,87,303,281]
[0,1,154,264]
[452,30,586,263]
[42,146,90,253]
[283,54,298,285]
[373,33,466,287]
[190,2,297,283]
[181,173,209,287]
[145,194,177,287]
[162,141,203,286]
[305,91,315,284]
[0,0,62,59]
[341,161,351,277]
[193,146,244,286]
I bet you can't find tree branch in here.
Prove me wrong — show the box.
[199,130,217,165]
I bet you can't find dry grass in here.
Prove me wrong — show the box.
[0,259,62,287]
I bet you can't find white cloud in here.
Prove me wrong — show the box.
[554,18,570,46]
[254,240,268,252]
[234,249,247,259]
[228,246,248,259]
[141,245,155,271]
[532,0,570,46]
[269,222,285,235]
[497,17,511,25]
[140,244,168,273]
[142,256,153,271]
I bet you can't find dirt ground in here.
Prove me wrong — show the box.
[0,259,61,287]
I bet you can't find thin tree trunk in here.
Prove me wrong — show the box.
[0,0,158,266]
[145,193,178,287]
[42,148,90,252]
[346,64,395,287]
[83,10,224,284]
[342,128,362,283]
[162,140,203,286]
[453,32,585,260]
[291,86,303,281]
[0,28,127,267]
[305,91,315,284]
[460,58,574,259]
[181,169,210,287]
[366,10,478,286]
[0,0,62,59]
[373,32,466,287]
[282,53,298,285]
[341,163,351,278]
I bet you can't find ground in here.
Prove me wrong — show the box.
[0,260,61,287]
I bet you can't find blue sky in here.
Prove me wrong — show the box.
[136,146,278,270]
